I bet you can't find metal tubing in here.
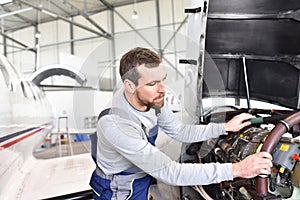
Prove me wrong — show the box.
[256,111,300,197]
[242,56,251,109]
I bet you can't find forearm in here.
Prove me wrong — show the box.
[158,106,227,142]
[149,161,234,186]
[120,143,233,185]
[172,123,227,142]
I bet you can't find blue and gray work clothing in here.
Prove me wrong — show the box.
[90,89,234,199]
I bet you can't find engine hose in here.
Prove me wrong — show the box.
[256,111,300,197]
[250,111,298,125]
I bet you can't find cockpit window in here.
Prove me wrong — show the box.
[26,81,37,101]
[31,83,44,101]
[20,81,27,98]
[0,63,10,89]
[6,58,21,79]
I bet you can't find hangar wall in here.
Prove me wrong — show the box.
[0,0,190,129]
[0,0,189,76]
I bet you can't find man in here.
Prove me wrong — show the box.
[90,47,272,200]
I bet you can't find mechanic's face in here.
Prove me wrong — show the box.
[134,64,167,110]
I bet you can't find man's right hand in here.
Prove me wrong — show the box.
[232,152,273,179]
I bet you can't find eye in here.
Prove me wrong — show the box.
[146,81,158,86]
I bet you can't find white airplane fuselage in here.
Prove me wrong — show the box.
[0,55,95,199]
[0,54,53,199]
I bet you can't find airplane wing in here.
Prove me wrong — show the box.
[20,154,95,200]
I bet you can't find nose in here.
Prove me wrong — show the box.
[157,82,165,93]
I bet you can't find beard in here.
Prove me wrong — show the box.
[136,91,165,111]
[152,94,165,107]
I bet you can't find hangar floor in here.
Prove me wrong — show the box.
[34,140,91,159]
[32,132,181,199]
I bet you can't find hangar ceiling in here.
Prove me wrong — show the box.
[0,0,150,34]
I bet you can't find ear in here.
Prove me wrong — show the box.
[124,79,136,94]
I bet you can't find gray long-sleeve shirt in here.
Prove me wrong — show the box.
[96,89,233,186]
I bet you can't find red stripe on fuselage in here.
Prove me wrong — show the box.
[0,127,45,150]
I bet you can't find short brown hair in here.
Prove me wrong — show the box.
[119,47,161,85]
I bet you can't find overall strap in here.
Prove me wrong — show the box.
[90,108,159,200]
[91,107,159,172]
[91,108,111,162]
[91,107,141,163]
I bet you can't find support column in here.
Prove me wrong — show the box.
[70,17,74,55]
[155,0,162,58]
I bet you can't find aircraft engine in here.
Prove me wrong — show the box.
[181,110,300,200]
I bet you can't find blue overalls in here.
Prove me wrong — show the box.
[90,123,158,200]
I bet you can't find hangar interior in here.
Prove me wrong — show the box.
[0,0,188,76]
[0,0,189,129]
[0,1,190,198]
[1,0,300,199]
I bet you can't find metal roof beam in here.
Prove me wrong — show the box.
[163,15,188,51]
[0,31,36,52]
[99,0,155,49]
[98,0,182,79]
[15,0,111,39]
[0,7,32,18]
[98,0,113,10]
[80,0,151,15]
[46,0,73,16]
[0,6,36,28]
[6,35,101,54]
[59,0,110,35]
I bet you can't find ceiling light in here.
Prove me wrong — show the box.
[132,10,139,20]
[35,31,42,39]
[132,0,139,20]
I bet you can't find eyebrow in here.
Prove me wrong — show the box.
[145,74,167,85]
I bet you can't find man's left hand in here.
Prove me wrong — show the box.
[224,113,255,132]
